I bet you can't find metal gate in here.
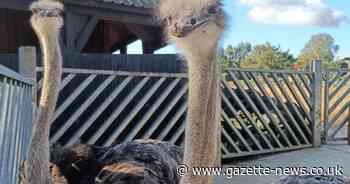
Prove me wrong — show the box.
[0,64,34,184]
[37,66,321,159]
[221,68,315,159]
[323,69,350,143]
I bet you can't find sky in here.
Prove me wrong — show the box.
[128,0,350,58]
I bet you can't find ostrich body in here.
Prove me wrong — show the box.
[158,1,226,183]
[25,0,64,183]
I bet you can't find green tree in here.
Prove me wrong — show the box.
[218,42,252,71]
[240,43,296,69]
[297,33,340,69]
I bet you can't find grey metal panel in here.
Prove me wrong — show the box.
[0,64,34,183]
[104,77,167,146]
[157,101,187,140]
[124,78,181,142]
[52,75,97,122]
[51,75,116,143]
[0,65,35,84]
[0,80,15,182]
[92,77,150,146]
[141,84,188,139]
[37,67,188,78]
[68,77,133,146]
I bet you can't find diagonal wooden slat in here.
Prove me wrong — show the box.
[329,73,350,100]
[290,74,311,108]
[280,74,311,122]
[157,102,187,140]
[141,84,188,139]
[124,79,182,142]
[228,71,284,148]
[222,128,242,153]
[239,71,292,147]
[262,73,310,144]
[169,120,185,144]
[298,73,311,95]
[272,73,312,136]
[221,144,230,155]
[327,104,349,131]
[249,72,301,145]
[328,87,350,114]
[222,111,253,152]
[51,75,116,144]
[222,79,274,149]
[68,76,133,146]
[51,75,97,122]
[104,78,167,146]
[329,116,348,140]
[89,77,150,145]
[222,94,264,151]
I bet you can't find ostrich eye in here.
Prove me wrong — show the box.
[190,18,197,25]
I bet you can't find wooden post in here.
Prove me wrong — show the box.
[311,60,322,147]
[18,47,37,80]
[120,45,128,55]
[18,46,37,142]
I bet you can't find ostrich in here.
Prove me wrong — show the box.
[23,0,64,183]
[23,0,225,183]
[158,0,226,183]
[23,0,183,183]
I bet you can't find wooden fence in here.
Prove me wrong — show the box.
[323,69,350,143]
[1,47,328,168]
[0,64,34,184]
[38,64,323,159]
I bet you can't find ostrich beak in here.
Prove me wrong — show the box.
[170,18,211,38]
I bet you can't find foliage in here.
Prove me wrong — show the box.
[297,33,340,69]
[218,42,252,71]
[240,43,296,69]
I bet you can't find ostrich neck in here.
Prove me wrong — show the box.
[182,54,220,184]
[27,18,62,184]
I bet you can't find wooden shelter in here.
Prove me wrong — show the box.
[0,0,165,54]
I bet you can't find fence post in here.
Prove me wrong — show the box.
[311,60,322,147]
[18,46,36,175]
[18,47,36,80]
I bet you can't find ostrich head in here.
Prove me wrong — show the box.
[158,0,226,60]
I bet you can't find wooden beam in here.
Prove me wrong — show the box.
[142,41,155,54]
[0,0,32,11]
[65,5,157,26]
[120,45,127,55]
[76,16,99,51]
[63,0,154,16]
[126,24,155,42]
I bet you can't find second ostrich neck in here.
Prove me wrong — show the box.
[183,55,221,183]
